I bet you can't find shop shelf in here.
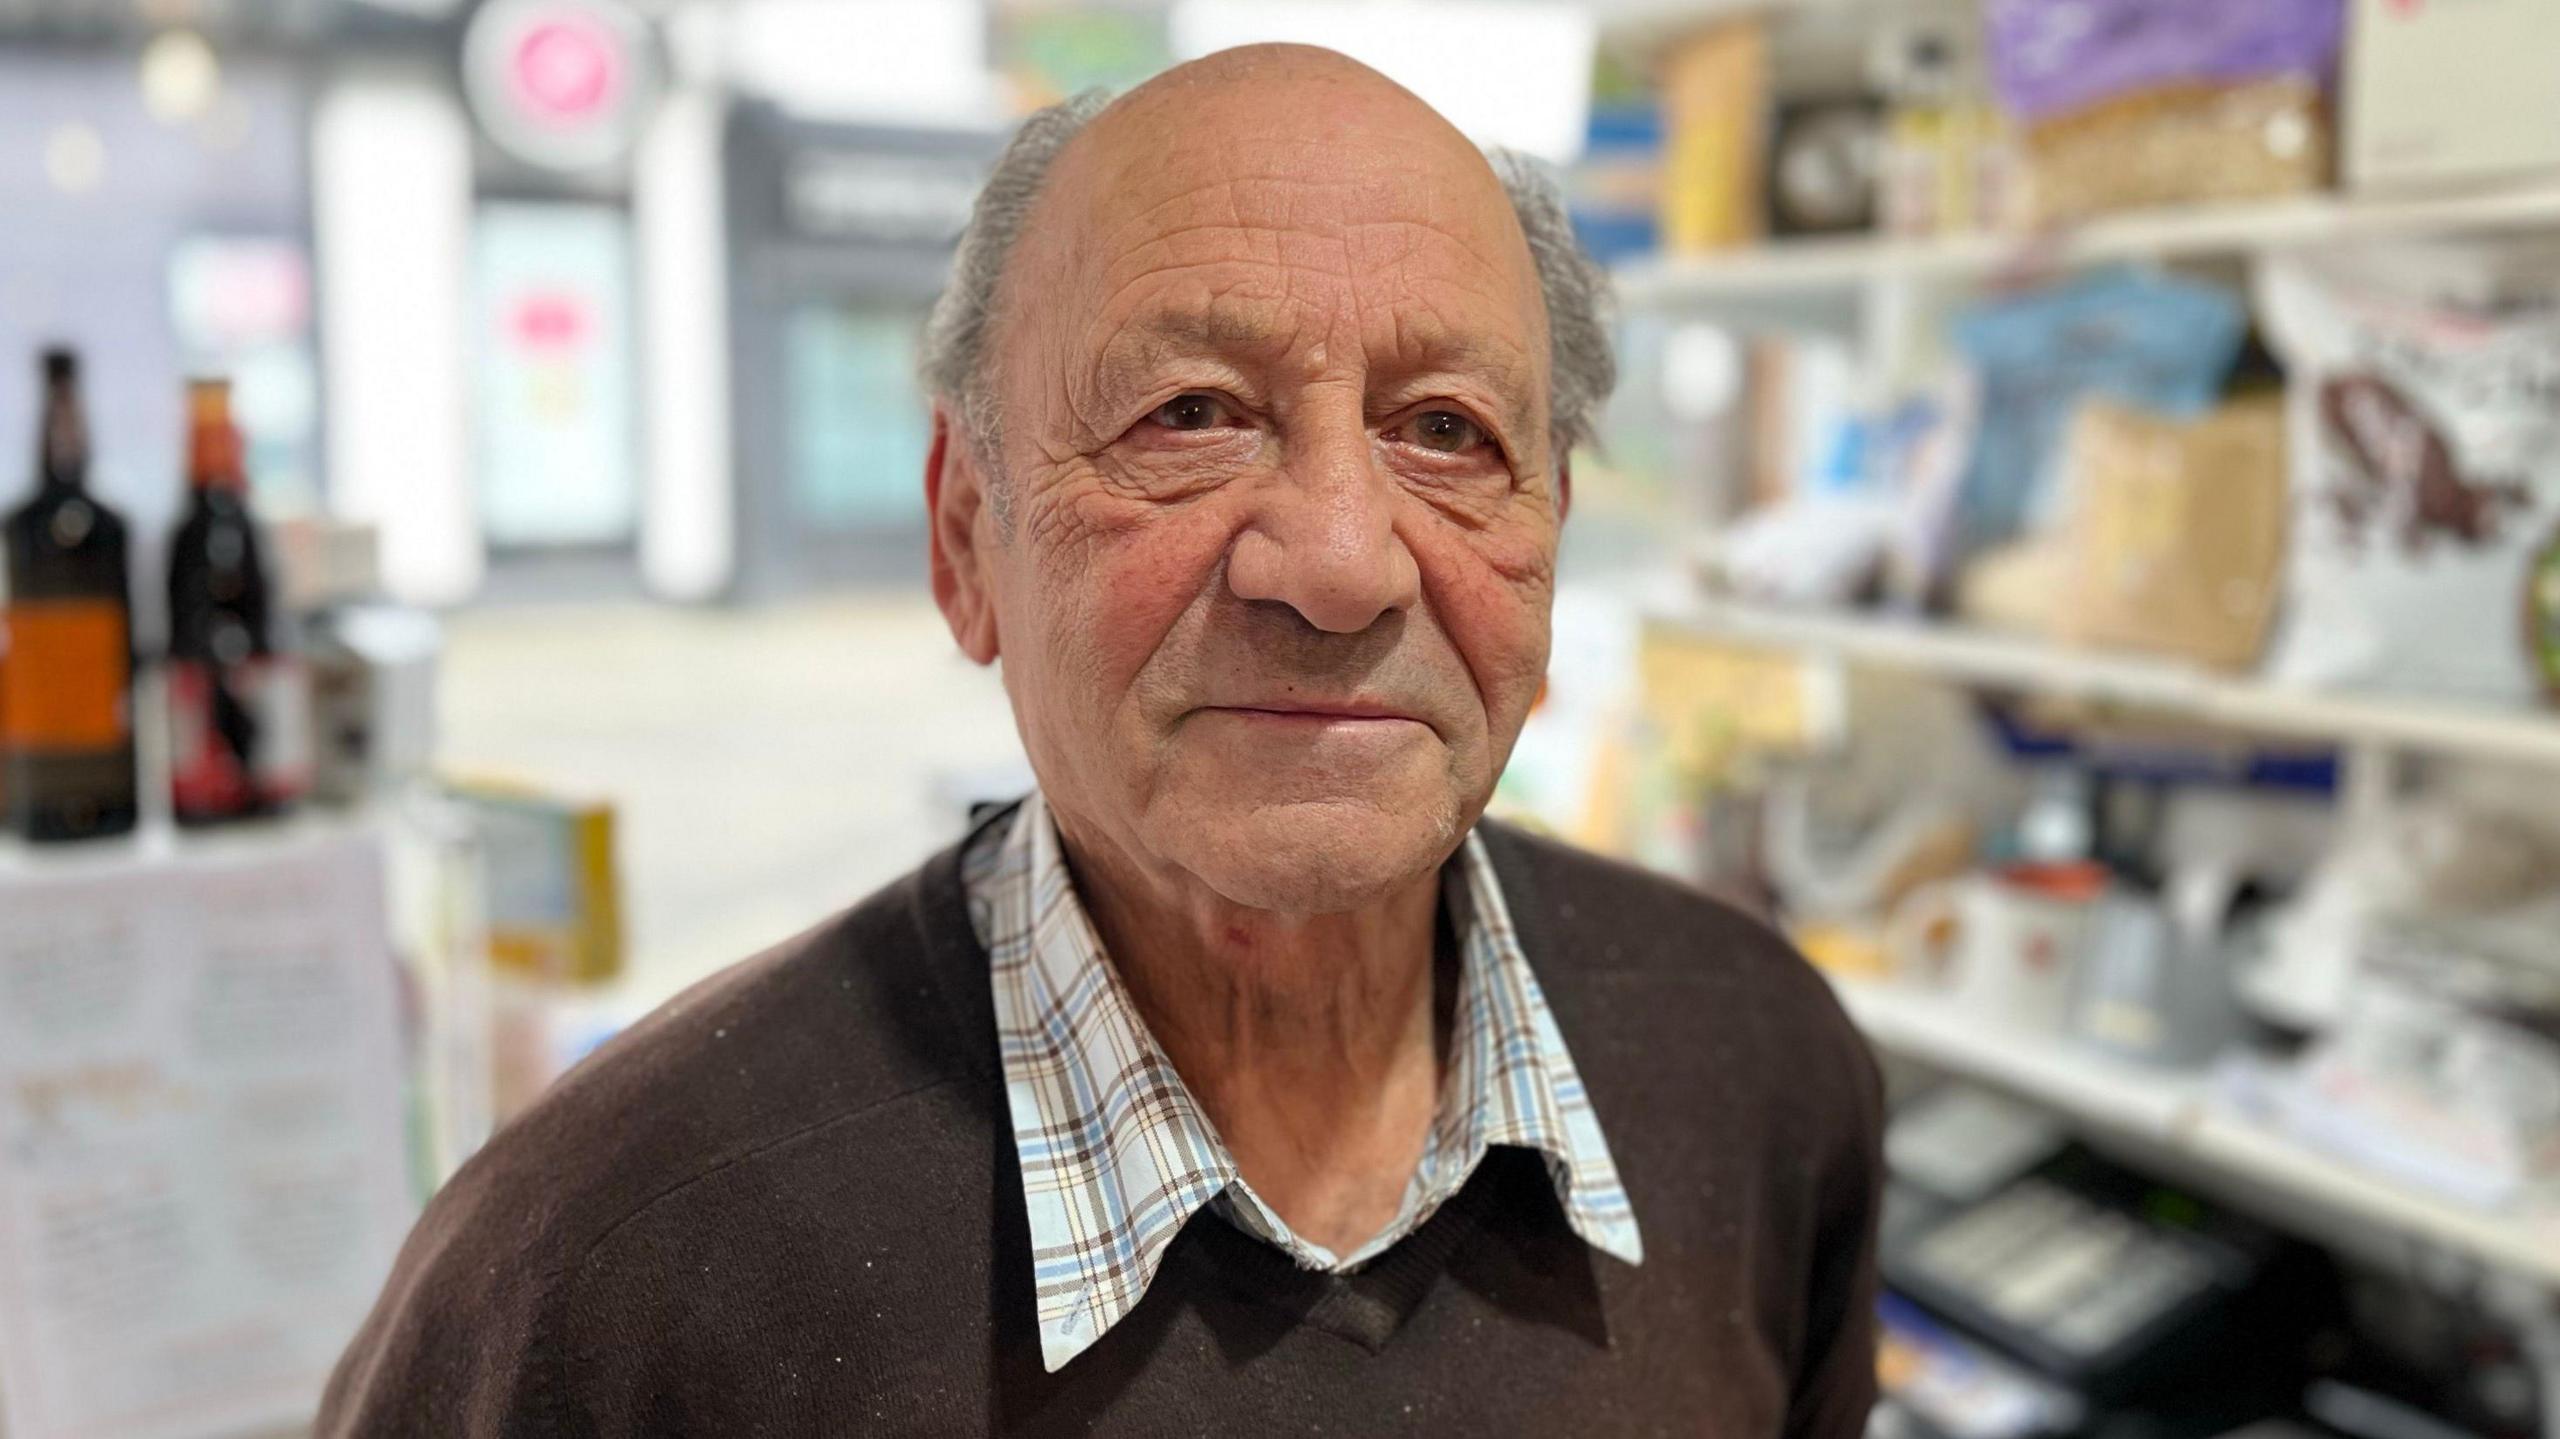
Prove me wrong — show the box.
[1829,974,2560,1288]
[1613,180,2560,305]
[1647,598,2560,769]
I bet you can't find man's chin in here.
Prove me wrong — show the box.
[1146,795,1465,915]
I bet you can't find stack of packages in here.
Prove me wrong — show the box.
[1940,268,2293,675]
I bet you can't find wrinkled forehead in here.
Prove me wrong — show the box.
[1002,85,1549,400]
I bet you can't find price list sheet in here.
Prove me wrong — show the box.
[0,829,415,1439]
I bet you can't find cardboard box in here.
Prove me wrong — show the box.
[2342,0,2560,190]
[449,778,624,986]
[1657,19,1767,253]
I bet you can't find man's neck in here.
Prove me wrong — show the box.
[1055,813,1451,1259]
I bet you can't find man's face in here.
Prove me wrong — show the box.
[935,56,1560,914]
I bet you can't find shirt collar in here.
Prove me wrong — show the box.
[968,791,1641,1373]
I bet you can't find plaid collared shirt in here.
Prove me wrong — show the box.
[964,791,1644,1373]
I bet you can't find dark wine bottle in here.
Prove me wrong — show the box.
[167,378,305,826]
[1,348,139,842]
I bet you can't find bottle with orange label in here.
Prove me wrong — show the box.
[1,348,139,842]
[166,378,307,826]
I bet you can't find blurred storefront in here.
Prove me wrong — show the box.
[721,106,995,594]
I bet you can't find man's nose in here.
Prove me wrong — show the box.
[1225,415,1422,634]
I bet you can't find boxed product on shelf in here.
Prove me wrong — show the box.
[1872,14,2019,239]
[1879,94,2017,240]
[2257,246,2560,705]
[1656,17,1767,254]
[1568,103,1661,265]
[2339,0,2560,191]
[446,777,624,986]
[1982,0,2343,224]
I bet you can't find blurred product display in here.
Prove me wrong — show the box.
[1575,2,2560,1421]
[1,349,138,843]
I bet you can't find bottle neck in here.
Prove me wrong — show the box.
[184,439,246,499]
[37,390,87,492]
[183,381,245,500]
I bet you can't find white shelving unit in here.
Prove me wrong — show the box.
[1831,975,2560,1288]
[1615,174,2560,1312]
[1647,598,2560,769]
[1645,597,2560,1284]
[1614,181,2560,305]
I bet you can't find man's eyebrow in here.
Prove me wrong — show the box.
[1085,310,1281,398]
[1130,310,1283,349]
[1389,332,1539,426]
[1094,310,1289,373]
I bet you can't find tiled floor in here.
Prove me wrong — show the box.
[437,591,1026,1011]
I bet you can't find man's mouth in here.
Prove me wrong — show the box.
[1202,699,1425,724]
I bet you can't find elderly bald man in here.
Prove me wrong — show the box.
[322,45,1882,1437]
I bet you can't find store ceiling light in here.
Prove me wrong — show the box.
[140,26,220,124]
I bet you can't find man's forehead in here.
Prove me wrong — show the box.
[1017,76,1543,385]
[1021,53,1534,299]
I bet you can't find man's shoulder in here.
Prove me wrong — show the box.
[318,845,1003,1434]
[438,841,996,1270]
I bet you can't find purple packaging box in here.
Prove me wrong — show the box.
[1983,0,2344,122]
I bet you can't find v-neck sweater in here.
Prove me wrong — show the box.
[318,811,1884,1437]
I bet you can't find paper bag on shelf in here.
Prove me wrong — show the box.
[2055,397,2289,672]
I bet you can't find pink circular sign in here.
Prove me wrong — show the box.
[509,17,622,126]
[464,0,657,170]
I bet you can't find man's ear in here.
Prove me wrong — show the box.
[926,402,1000,665]
[1556,455,1573,521]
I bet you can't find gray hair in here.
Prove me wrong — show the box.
[920,89,1615,525]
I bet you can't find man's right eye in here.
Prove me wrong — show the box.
[1148,393,1233,431]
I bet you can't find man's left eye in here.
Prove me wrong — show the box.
[1399,409,1486,455]
[1149,393,1234,431]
